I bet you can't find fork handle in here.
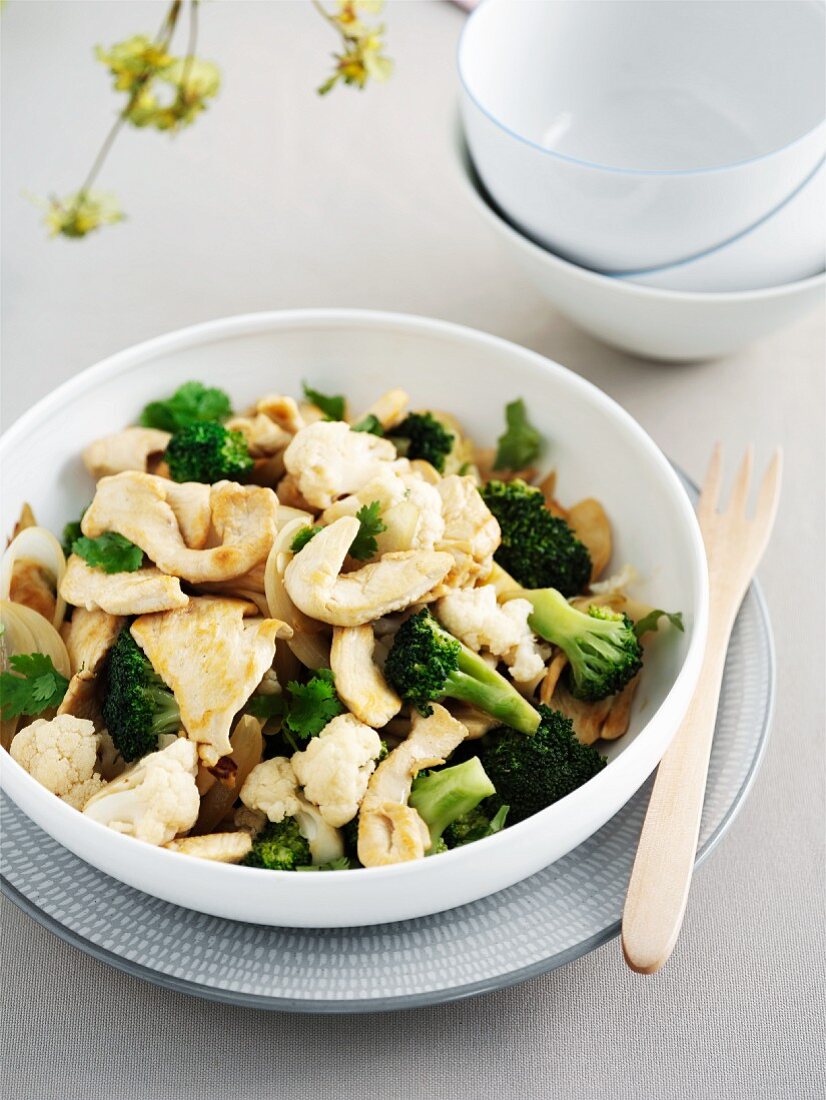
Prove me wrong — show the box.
[621,607,734,973]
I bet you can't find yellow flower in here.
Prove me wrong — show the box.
[124,57,221,131]
[95,35,173,93]
[42,191,124,239]
[316,0,392,94]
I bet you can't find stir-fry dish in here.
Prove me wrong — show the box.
[1,381,683,871]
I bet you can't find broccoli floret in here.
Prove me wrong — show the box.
[341,816,362,865]
[390,412,455,473]
[101,627,180,762]
[481,479,591,596]
[444,800,509,848]
[165,421,253,484]
[480,706,606,823]
[495,573,642,701]
[409,757,496,849]
[384,609,541,734]
[242,818,311,870]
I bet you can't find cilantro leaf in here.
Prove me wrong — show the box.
[72,532,144,574]
[634,609,685,638]
[349,500,387,561]
[61,507,87,557]
[0,653,69,719]
[302,382,346,421]
[140,381,232,432]
[246,694,287,721]
[494,399,543,470]
[290,525,322,554]
[352,414,384,436]
[283,669,344,742]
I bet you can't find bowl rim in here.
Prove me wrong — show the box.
[614,152,826,281]
[458,0,826,178]
[456,131,826,303]
[0,308,708,895]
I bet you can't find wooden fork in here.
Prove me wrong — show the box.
[622,444,782,974]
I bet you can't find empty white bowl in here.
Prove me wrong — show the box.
[459,0,826,273]
[456,136,826,362]
[621,154,826,292]
[0,309,707,927]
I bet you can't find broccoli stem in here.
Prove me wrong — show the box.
[520,588,617,662]
[410,758,496,847]
[147,685,181,738]
[445,643,540,734]
[492,564,642,701]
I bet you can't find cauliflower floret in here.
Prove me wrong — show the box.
[322,467,445,552]
[402,474,445,549]
[239,757,303,822]
[10,714,105,810]
[436,475,501,588]
[239,756,344,864]
[500,600,552,684]
[83,738,200,846]
[291,713,382,827]
[437,585,549,684]
[282,421,400,509]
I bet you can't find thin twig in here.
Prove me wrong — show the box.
[310,0,337,28]
[76,114,128,198]
[179,0,200,99]
[67,0,184,210]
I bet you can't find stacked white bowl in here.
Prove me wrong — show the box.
[457,0,826,360]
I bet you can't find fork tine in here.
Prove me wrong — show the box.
[754,447,783,534]
[728,445,755,516]
[697,442,723,521]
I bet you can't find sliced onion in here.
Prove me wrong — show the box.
[276,504,313,529]
[264,526,330,670]
[1,599,71,678]
[1,526,67,628]
[194,715,263,835]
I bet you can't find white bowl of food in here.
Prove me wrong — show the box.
[456,137,826,361]
[620,153,826,293]
[0,310,707,927]
[459,0,826,273]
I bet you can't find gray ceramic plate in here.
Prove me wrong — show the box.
[0,475,774,1013]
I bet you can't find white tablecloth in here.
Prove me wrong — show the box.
[1,4,824,1098]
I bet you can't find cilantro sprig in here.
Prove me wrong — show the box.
[302,382,346,421]
[246,669,345,751]
[290,503,386,562]
[284,669,344,742]
[290,525,322,554]
[349,501,387,561]
[72,532,144,574]
[352,414,384,436]
[494,398,543,471]
[140,381,232,432]
[0,653,69,719]
[61,510,87,557]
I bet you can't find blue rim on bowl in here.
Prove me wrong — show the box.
[457,0,826,178]
[458,132,826,303]
[614,153,826,280]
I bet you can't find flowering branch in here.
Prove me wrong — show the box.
[39,0,219,239]
[313,1,393,95]
[37,0,393,239]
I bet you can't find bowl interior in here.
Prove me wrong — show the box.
[460,0,826,171]
[1,312,702,771]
